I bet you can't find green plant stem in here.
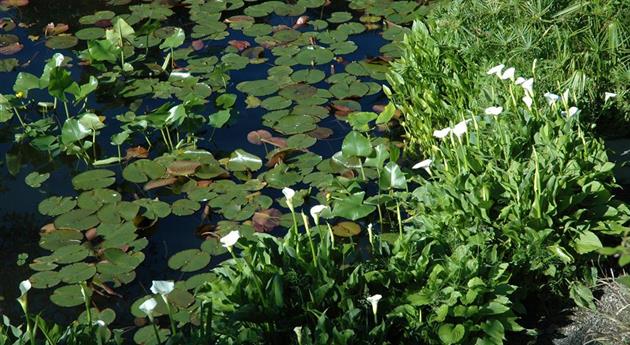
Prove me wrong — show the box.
[150,318,162,344]
[396,200,403,236]
[165,128,175,151]
[161,296,177,337]
[290,209,299,254]
[304,223,318,268]
[92,130,97,161]
[63,101,70,119]
[12,107,26,128]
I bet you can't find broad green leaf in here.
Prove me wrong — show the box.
[438,324,465,345]
[333,192,375,220]
[227,149,262,171]
[380,162,407,190]
[341,131,372,157]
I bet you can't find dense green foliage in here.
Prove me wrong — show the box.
[388,0,629,154]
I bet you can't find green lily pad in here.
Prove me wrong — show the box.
[38,196,77,216]
[25,171,50,188]
[133,326,170,345]
[54,208,100,231]
[172,199,201,216]
[51,244,90,264]
[75,27,105,40]
[295,47,334,65]
[72,169,116,190]
[236,79,280,97]
[30,271,61,289]
[168,249,211,272]
[227,149,262,172]
[45,35,79,50]
[291,69,326,84]
[79,11,115,25]
[50,284,92,307]
[287,134,317,149]
[59,262,97,283]
[39,229,83,251]
[261,96,292,110]
[77,189,122,211]
[328,12,353,23]
[273,115,317,135]
[279,84,317,101]
[123,160,166,183]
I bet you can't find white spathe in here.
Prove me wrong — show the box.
[150,280,175,296]
[367,294,382,316]
[220,230,241,248]
[452,119,470,138]
[310,205,328,225]
[433,127,451,139]
[486,64,505,76]
[521,78,534,95]
[522,95,533,109]
[605,92,617,102]
[139,298,158,316]
[19,280,31,297]
[484,106,503,116]
[544,92,560,104]
[412,159,432,174]
[500,67,515,80]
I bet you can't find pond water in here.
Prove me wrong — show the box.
[0,0,438,326]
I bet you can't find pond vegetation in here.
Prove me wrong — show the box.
[0,0,629,344]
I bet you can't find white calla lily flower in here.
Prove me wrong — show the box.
[515,77,525,85]
[484,106,503,116]
[500,67,515,80]
[310,205,328,225]
[139,298,158,316]
[282,187,296,211]
[150,280,175,296]
[452,120,470,138]
[486,64,505,76]
[412,159,432,174]
[367,294,382,317]
[19,280,31,297]
[605,92,617,102]
[220,230,241,249]
[433,127,451,139]
[522,95,533,109]
[544,92,560,104]
[521,78,534,95]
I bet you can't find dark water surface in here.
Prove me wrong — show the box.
[0,0,401,324]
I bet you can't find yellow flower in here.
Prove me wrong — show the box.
[15,91,25,99]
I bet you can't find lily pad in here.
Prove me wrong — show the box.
[39,196,77,216]
[54,208,100,231]
[59,262,96,283]
[171,199,201,216]
[332,221,361,237]
[72,169,116,190]
[227,149,262,172]
[123,160,166,183]
[168,249,211,272]
[30,271,61,289]
[25,171,50,188]
[75,27,105,40]
[50,284,92,307]
[236,79,280,97]
[45,35,79,49]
